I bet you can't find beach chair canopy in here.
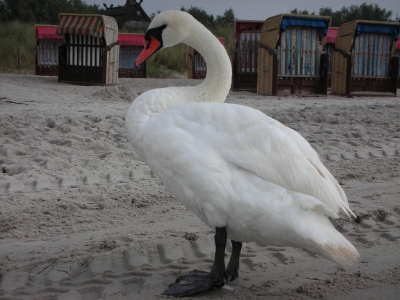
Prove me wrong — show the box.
[335,20,400,53]
[279,16,330,35]
[234,20,264,38]
[35,25,64,75]
[354,23,399,40]
[118,33,145,46]
[56,14,118,46]
[326,27,339,44]
[260,14,331,51]
[118,33,146,73]
[325,28,339,75]
[36,25,64,41]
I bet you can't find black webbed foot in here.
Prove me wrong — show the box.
[162,227,230,297]
[163,227,231,297]
[162,269,222,297]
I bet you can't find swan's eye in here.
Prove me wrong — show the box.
[144,24,167,45]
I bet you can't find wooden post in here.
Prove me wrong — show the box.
[346,55,352,96]
[391,56,399,95]
[272,51,278,95]
[18,48,21,69]
[319,52,329,95]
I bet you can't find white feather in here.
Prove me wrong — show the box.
[126,11,359,266]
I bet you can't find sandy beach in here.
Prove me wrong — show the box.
[0,74,399,299]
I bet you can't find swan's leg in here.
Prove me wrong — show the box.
[210,226,227,286]
[225,240,242,282]
[162,226,227,297]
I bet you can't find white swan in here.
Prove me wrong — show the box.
[126,11,359,297]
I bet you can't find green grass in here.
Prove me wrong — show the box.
[211,25,233,53]
[148,43,188,76]
[146,64,176,78]
[0,21,36,74]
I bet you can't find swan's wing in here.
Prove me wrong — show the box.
[160,102,352,217]
[235,123,352,215]
[271,122,350,211]
[211,105,353,217]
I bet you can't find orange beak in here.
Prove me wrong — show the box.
[135,36,162,67]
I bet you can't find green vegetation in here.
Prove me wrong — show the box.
[290,9,316,16]
[0,21,35,73]
[319,3,393,27]
[0,0,104,74]
[146,64,175,79]
[180,6,234,58]
[180,6,235,28]
[291,3,394,27]
[0,0,104,24]
[148,44,188,77]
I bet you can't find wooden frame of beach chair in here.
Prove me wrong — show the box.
[231,20,264,92]
[331,20,399,96]
[258,14,331,96]
[35,25,64,76]
[325,27,339,89]
[118,33,146,78]
[395,39,400,88]
[57,14,120,86]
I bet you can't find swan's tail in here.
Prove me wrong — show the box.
[295,196,360,266]
[302,220,360,266]
[320,242,359,266]
[300,226,359,266]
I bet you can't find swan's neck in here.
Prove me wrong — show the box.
[184,25,232,103]
[132,22,232,114]
[126,21,232,149]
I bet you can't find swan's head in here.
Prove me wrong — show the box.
[135,11,195,67]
